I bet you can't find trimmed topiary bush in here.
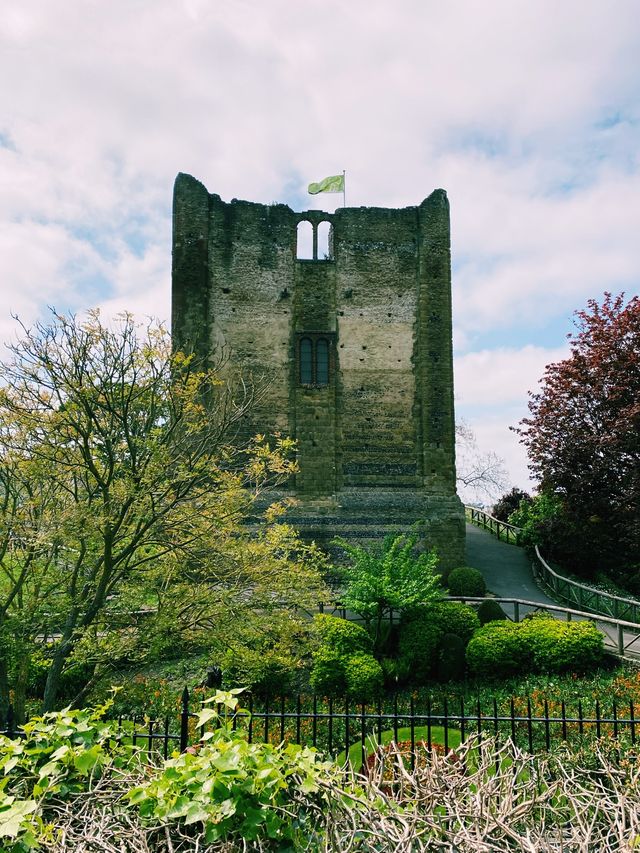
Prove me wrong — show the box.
[467,615,605,678]
[423,602,480,645]
[477,598,508,625]
[397,619,443,684]
[466,622,528,678]
[313,613,373,655]
[310,614,382,699]
[436,633,467,681]
[344,653,384,699]
[447,567,486,597]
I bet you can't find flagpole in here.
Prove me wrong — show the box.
[343,170,346,208]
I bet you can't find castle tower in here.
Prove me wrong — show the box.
[171,173,465,569]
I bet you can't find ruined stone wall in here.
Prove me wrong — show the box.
[172,173,465,569]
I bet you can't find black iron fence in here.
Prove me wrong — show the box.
[3,689,640,766]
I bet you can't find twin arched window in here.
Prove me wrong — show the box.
[296,220,333,260]
[299,336,330,385]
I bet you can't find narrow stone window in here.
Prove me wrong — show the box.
[299,337,313,384]
[316,338,329,385]
[317,221,332,260]
[296,221,313,259]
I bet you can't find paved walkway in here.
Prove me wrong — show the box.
[465,523,556,606]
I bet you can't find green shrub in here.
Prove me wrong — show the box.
[397,619,443,684]
[447,567,486,597]
[436,633,467,681]
[466,616,605,677]
[466,622,528,678]
[310,615,381,699]
[313,614,372,655]
[344,653,384,700]
[309,647,346,696]
[421,602,480,644]
[477,599,508,625]
[520,615,604,673]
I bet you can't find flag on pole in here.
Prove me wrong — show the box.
[308,174,345,194]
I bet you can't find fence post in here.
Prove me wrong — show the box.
[514,602,520,623]
[618,624,625,656]
[180,687,190,752]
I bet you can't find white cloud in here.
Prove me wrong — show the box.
[0,0,639,491]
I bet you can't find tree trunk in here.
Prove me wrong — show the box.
[42,611,77,712]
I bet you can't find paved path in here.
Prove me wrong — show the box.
[465,523,556,606]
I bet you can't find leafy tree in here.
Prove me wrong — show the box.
[333,535,442,652]
[0,310,326,712]
[515,293,640,580]
[491,487,531,523]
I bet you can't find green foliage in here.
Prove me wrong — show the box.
[0,697,134,849]
[447,566,486,597]
[129,691,342,847]
[436,633,467,682]
[343,653,384,700]
[477,598,508,625]
[466,622,527,678]
[397,618,443,684]
[508,491,566,549]
[420,602,480,645]
[310,616,381,699]
[467,616,605,677]
[519,614,604,673]
[313,614,372,655]
[333,534,442,652]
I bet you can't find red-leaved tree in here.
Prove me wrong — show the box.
[516,293,640,583]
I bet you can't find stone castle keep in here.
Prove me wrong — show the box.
[171,173,465,568]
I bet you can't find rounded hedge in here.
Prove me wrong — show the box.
[424,601,480,644]
[519,615,604,673]
[477,598,508,625]
[447,567,487,597]
[313,614,372,655]
[397,619,443,684]
[466,616,605,677]
[466,622,526,678]
[344,653,384,700]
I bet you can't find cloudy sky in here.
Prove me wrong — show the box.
[2,0,639,498]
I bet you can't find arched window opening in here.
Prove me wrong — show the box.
[296,221,313,259]
[317,221,332,260]
[299,337,313,384]
[316,338,329,385]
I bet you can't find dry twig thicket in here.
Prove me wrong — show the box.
[40,735,640,852]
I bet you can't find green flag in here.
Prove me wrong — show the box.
[308,174,345,194]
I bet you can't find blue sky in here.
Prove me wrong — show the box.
[1,0,639,498]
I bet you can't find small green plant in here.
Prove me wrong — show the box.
[447,566,486,597]
[0,696,134,849]
[344,653,384,700]
[477,598,508,625]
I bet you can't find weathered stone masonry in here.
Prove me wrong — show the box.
[171,173,465,569]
